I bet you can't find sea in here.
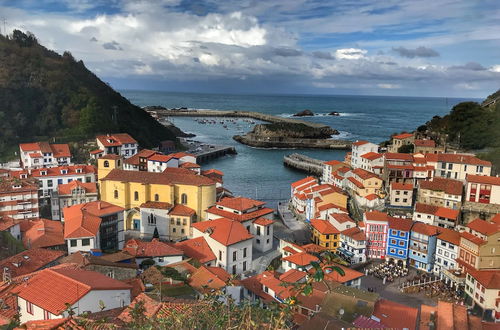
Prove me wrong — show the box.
[120,90,479,207]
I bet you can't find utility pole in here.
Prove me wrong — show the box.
[1,18,6,36]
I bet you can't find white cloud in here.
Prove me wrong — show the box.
[377,83,401,89]
[335,48,367,60]
[490,65,500,73]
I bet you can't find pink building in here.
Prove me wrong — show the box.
[363,211,390,259]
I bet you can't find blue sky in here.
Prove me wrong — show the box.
[1,0,500,97]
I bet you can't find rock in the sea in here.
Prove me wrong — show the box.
[293,109,314,117]
[328,111,340,116]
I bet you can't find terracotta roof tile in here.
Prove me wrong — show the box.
[352,140,369,146]
[30,165,96,178]
[434,207,459,220]
[373,299,418,329]
[188,266,230,293]
[388,217,413,232]
[22,218,64,249]
[169,204,195,216]
[279,269,307,283]
[291,176,317,189]
[412,222,440,236]
[360,152,383,160]
[467,269,500,289]
[324,160,342,166]
[179,162,200,169]
[205,205,273,223]
[460,231,486,246]
[57,181,97,195]
[467,218,499,235]
[330,213,355,224]
[437,153,491,166]
[101,168,214,186]
[419,178,463,195]
[253,217,274,226]
[192,218,253,246]
[437,228,461,245]
[282,252,318,266]
[216,196,266,211]
[352,168,380,180]
[466,174,500,185]
[0,248,65,278]
[64,201,124,239]
[364,210,389,222]
[341,227,365,241]
[97,134,137,147]
[310,219,340,235]
[140,201,173,210]
[123,149,159,166]
[174,237,216,263]
[384,152,414,161]
[123,238,183,257]
[393,133,414,139]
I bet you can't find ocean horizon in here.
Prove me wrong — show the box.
[121,90,480,206]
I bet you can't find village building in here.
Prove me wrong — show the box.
[122,149,160,171]
[382,152,414,184]
[14,268,131,323]
[328,213,358,231]
[63,201,125,254]
[93,133,138,159]
[435,153,492,182]
[168,204,196,240]
[386,217,414,266]
[465,174,500,205]
[408,222,440,272]
[413,203,460,228]
[413,139,444,154]
[388,133,414,153]
[147,154,179,172]
[0,248,65,280]
[417,177,463,210]
[310,219,340,252]
[206,197,274,252]
[433,228,460,278]
[191,217,253,275]
[19,142,72,170]
[388,182,413,208]
[50,181,98,220]
[351,141,379,169]
[0,215,20,240]
[363,211,390,260]
[98,158,216,229]
[0,177,39,220]
[59,251,138,280]
[137,201,171,240]
[21,218,65,250]
[174,236,217,266]
[359,152,384,174]
[321,160,346,184]
[339,226,366,264]
[123,238,183,267]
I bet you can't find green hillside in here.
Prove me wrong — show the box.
[0,30,181,160]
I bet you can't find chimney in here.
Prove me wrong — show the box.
[97,202,101,210]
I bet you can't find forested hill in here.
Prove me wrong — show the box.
[0,30,179,159]
[422,89,500,171]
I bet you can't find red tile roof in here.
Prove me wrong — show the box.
[391,182,413,190]
[415,202,439,215]
[30,165,96,178]
[240,271,275,303]
[352,168,380,180]
[188,266,230,293]
[174,237,216,263]
[201,169,224,176]
[123,238,183,257]
[169,204,195,216]
[317,202,347,212]
[341,227,365,241]
[169,152,196,159]
[205,205,273,223]
[123,149,159,166]
[467,218,499,235]
[101,168,215,186]
[388,217,413,232]
[324,160,342,166]
[89,149,104,155]
[57,180,97,195]
[373,299,418,330]
[19,143,71,158]
[51,144,71,158]
[291,176,317,189]
[352,140,370,146]
[300,243,327,254]
[14,268,131,316]
[97,133,137,147]
[310,219,340,235]
[0,248,65,278]
[437,153,491,166]
[364,194,378,201]
[0,216,18,232]
[414,139,436,147]
[253,217,274,226]
[419,178,463,195]
[393,133,414,139]
[330,213,355,224]
[467,269,500,289]
[216,196,266,211]
[364,211,389,222]
[179,162,200,169]
[140,201,173,210]
[64,201,124,239]
[282,251,318,266]
[279,269,307,283]
[384,152,414,161]
[412,222,440,236]
[460,231,486,246]
[437,228,461,245]
[148,154,177,162]
[322,264,364,283]
[22,218,64,249]
[192,218,253,246]
[434,207,459,220]
[360,152,383,160]
[467,174,500,185]
[347,176,364,189]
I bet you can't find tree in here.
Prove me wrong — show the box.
[153,227,159,239]
[398,144,414,153]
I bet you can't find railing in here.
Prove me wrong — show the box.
[399,276,441,290]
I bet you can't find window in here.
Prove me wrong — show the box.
[243,261,247,271]
[26,301,34,314]
[170,219,174,224]
[43,310,50,320]
[243,248,247,258]
[267,226,270,235]
[70,240,77,247]
[233,251,237,261]
[232,265,236,275]
[181,193,188,204]
[154,194,159,201]
[82,238,90,246]
[114,190,119,199]
[172,228,176,233]
[219,251,222,261]
[134,191,139,201]
[104,160,109,168]
[257,227,261,236]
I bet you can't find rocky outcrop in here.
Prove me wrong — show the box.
[293,109,314,117]
[251,123,339,139]
[328,111,340,116]
[233,134,351,150]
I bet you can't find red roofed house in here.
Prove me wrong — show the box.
[363,211,390,259]
[50,181,98,220]
[413,203,459,229]
[22,218,65,250]
[465,174,500,205]
[339,226,367,264]
[351,140,378,169]
[409,222,441,272]
[192,217,253,275]
[206,197,274,252]
[0,248,65,280]
[382,152,415,185]
[310,219,340,252]
[322,159,346,184]
[174,236,217,266]
[136,202,195,241]
[0,177,39,221]
[372,299,418,330]
[19,142,72,170]
[95,133,138,159]
[359,152,384,175]
[433,228,461,281]
[413,138,444,154]
[14,268,131,323]
[123,238,183,267]
[0,215,20,240]
[389,182,414,208]
[147,154,180,172]
[417,177,463,210]
[435,153,492,182]
[63,201,125,254]
[388,132,414,153]
[122,149,160,171]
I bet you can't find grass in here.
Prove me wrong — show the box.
[161,284,196,298]
[0,232,25,259]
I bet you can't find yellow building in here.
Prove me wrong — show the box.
[168,204,196,240]
[99,163,216,230]
[310,219,340,252]
[97,154,123,180]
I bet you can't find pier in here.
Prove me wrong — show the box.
[152,109,330,129]
[194,145,237,163]
[283,153,325,175]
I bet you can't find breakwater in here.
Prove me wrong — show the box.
[283,153,325,175]
[235,134,351,150]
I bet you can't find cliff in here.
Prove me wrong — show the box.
[251,122,339,139]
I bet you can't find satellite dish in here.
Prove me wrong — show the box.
[339,308,345,315]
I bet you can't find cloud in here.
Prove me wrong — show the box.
[449,62,486,71]
[377,83,400,89]
[489,65,500,73]
[335,48,367,60]
[312,51,335,60]
[102,40,122,50]
[392,46,439,58]
[273,47,302,57]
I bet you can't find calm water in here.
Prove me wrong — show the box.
[121,90,478,206]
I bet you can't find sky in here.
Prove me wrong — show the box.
[1,0,500,97]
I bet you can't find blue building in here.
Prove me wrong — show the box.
[408,222,440,272]
[386,217,414,266]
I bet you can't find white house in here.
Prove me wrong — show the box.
[123,238,183,267]
[50,181,98,221]
[351,140,379,169]
[15,268,131,323]
[359,152,384,174]
[63,201,125,254]
[192,217,253,275]
[138,202,172,240]
[19,142,72,170]
[434,228,460,277]
[28,165,97,198]
[94,133,138,159]
[147,154,179,172]
[435,153,492,182]
[413,203,459,229]
[339,227,367,264]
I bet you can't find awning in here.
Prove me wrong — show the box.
[338,247,354,257]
